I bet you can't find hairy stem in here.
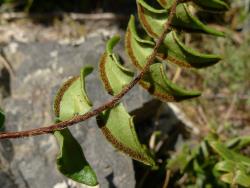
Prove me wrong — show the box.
[0,0,178,139]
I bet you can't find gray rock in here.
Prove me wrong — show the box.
[0,35,157,188]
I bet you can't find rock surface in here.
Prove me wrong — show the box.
[0,34,156,188]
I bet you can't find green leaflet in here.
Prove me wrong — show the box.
[126,15,221,69]
[137,0,224,37]
[126,16,201,101]
[226,136,250,151]
[54,129,98,186]
[0,108,5,130]
[156,0,175,10]
[216,153,250,187]
[167,137,250,187]
[214,160,250,187]
[193,0,229,12]
[157,0,229,11]
[54,66,93,121]
[97,103,155,166]
[209,141,250,166]
[98,37,155,166]
[140,63,201,102]
[167,144,196,173]
[125,16,154,69]
[99,35,134,95]
[215,160,248,173]
[53,66,98,186]
[162,31,222,68]
[173,4,225,36]
[220,172,250,187]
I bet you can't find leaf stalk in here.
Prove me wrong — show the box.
[0,0,179,140]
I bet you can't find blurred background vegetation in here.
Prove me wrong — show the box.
[0,0,250,187]
[0,0,135,12]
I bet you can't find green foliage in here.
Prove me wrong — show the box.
[140,62,201,101]
[157,0,229,11]
[126,16,199,102]
[49,0,230,185]
[212,144,250,187]
[137,0,225,37]
[54,129,98,186]
[53,66,98,185]
[210,140,250,165]
[193,0,229,11]
[162,31,222,68]
[98,37,155,166]
[99,36,134,95]
[2,0,248,187]
[97,103,155,166]
[167,135,250,187]
[125,15,222,69]
[227,136,250,151]
[54,66,93,122]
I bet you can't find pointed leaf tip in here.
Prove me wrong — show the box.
[209,141,250,166]
[97,103,156,166]
[137,0,225,37]
[162,31,222,68]
[126,15,221,69]
[140,63,201,102]
[125,18,201,102]
[54,129,98,186]
[215,160,250,187]
[194,0,229,12]
[53,66,97,185]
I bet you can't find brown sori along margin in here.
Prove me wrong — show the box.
[0,0,179,139]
